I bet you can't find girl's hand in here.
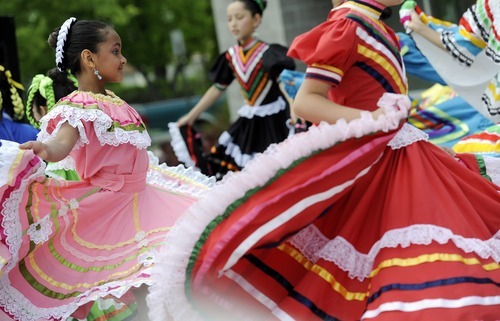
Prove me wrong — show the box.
[19,123,78,162]
[19,141,49,159]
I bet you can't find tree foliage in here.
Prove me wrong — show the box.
[0,0,217,100]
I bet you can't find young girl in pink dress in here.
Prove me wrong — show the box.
[0,17,214,320]
[147,1,500,320]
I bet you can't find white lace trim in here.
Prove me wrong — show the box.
[0,150,211,320]
[45,156,77,172]
[218,131,255,167]
[289,224,500,282]
[168,122,196,168]
[387,123,429,149]
[237,96,287,119]
[146,93,412,321]
[0,161,163,320]
[217,97,290,167]
[483,155,500,186]
[0,140,22,186]
[38,105,151,150]
[26,215,53,245]
[147,151,215,197]
[0,269,153,321]
[138,249,160,267]
[1,162,46,276]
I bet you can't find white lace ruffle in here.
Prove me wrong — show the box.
[481,0,500,64]
[1,161,46,274]
[0,267,153,321]
[26,215,53,245]
[45,156,77,172]
[146,93,412,321]
[0,163,160,320]
[0,147,210,320]
[168,122,196,168]
[483,155,500,186]
[289,224,500,282]
[0,140,23,186]
[218,131,254,167]
[38,105,151,150]
[147,151,215,197]
[237,96,287,119]
[387,122,429,149]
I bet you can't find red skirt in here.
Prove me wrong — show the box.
[148,95,500,321]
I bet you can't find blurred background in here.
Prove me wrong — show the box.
[0,0,475,164]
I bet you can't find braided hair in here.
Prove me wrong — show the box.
[26,68,77,129]
[48,17,114,75]
[0,64,25,121]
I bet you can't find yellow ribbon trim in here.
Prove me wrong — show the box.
[27,252,143,291]
[310,63,344,77]
[279,243,498,301]
[487,81,500,101]
[0,64,24,90]
[279,243,369,301]
[458,28,487,50]
[358,44,407,94]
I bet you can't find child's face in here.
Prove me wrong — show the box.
[92,29,127,83]
[227,1,261,44]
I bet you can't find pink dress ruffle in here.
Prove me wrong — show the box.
[0,91,214,320]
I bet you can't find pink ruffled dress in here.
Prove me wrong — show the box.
[0,90,214,320]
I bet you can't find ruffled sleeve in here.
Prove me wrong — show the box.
[441,0,500,66]
[288,17,359,87]
[208,52,234,90]
[262,44,296,79]
[38,92,151,150]
[40,102,112,150]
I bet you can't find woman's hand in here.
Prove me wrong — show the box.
[406,10,426,34]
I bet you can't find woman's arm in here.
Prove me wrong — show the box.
[177,85,225,126]
[19,122,79,162]
[407,11,446,50]
[292,78,384,124]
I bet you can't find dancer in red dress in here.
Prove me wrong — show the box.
[148,1,500,320]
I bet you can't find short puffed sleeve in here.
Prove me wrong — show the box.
[262,44,296,78]
[288,17,359,87]
[208,52,235,90]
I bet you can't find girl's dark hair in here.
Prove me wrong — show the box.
[380,7,392,20]
[47,68,77,102]
[30,69,77,113]
[236,0,267,16]
[27,67,77,128]
[47,19,113,75]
